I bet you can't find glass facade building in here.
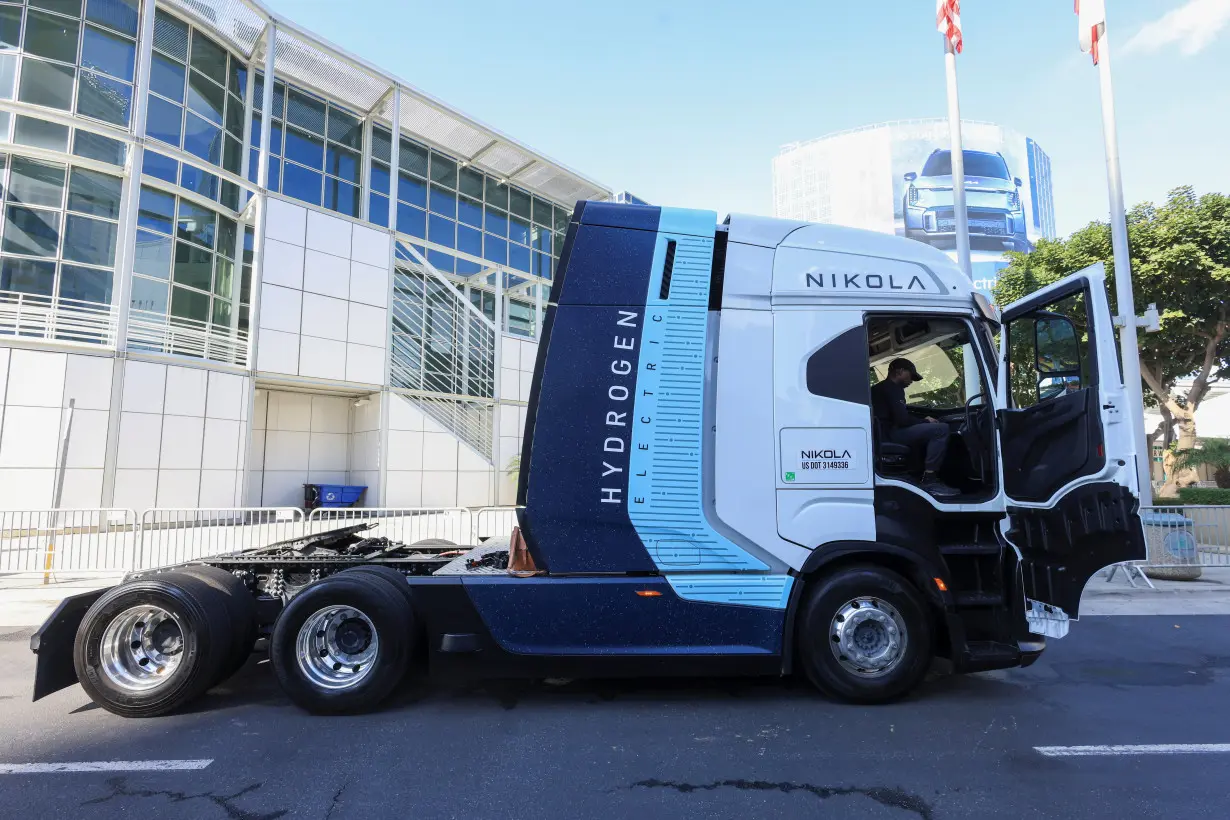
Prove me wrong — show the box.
[773,119,1057,298]
[0,0,608,511]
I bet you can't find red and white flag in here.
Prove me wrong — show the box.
[1075,0,1106,64]
[937,0,963,53]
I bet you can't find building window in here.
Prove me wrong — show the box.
[0,151,121,312]
[251,73,362,218]
[130,183,241,344]
[1,0,138,128]
[145,10,244,178]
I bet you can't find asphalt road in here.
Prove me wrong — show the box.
[0,616,1228,819]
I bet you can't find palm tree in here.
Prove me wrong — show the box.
[1172,438,1230,489]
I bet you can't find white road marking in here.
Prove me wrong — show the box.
[0,759,213,774]
[1035,744,1230,757]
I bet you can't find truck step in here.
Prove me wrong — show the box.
[961,641,1022,673]
[954,590,1004,607]
[939,543,1001,556]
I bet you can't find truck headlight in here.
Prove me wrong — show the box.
[1008,190,1021,212]
[908,185,919,206]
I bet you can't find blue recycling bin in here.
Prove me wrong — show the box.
[304,484,367,510]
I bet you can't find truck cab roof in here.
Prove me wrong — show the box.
[722,212,977,311]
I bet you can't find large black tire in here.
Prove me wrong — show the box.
[796,565,933,704]
[73,572,235,718]
[179,564,257,684]
[339,565,414,608]
[270,574,413,715]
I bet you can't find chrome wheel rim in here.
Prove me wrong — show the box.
[829,596,908,677]
[99,605,185,692]
[295,606,379,691]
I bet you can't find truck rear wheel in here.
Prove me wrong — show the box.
[178,565,257,684]
[796,565,932,704]
[73,572,235,718]
[270,575,412,715]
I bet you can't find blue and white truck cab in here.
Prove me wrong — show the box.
[31,202,1145,716]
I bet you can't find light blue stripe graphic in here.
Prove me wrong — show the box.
[666,574,794,609]
[626,207,768,572]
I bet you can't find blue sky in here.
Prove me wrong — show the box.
[265,0,1230,238]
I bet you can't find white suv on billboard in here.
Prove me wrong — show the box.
[903,149,1030,252]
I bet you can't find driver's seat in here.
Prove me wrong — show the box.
[874,418,913,474]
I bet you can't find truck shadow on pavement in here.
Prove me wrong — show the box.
[191,648,1031,716]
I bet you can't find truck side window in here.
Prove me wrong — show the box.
[867,318,987,413]
[1006,292,1093,409]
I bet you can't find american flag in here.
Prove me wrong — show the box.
[937,0,963,53]
[1075,0,1107,64]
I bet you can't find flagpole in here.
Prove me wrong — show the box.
[1094,28,1152,505]
[943,39,972,279]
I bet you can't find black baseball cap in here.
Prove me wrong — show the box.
[889,357,923,382]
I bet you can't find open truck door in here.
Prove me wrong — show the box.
[997,262,1146,618]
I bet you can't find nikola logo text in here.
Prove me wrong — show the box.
[805,272,927,291]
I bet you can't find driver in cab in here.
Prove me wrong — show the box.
[872,358,960,499]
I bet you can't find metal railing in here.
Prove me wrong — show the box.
[127,309,251,367]
[473,506,519,543]
[305,507,474,545]
[0,291,118,348]
[0,505,521,579]
[0,509,137,577]
[1138,505,1230,568]
[137,508,304,569]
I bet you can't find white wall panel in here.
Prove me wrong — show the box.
[63,409,108,470]
[298,336,347,381]
[259,284,303,334]
[348,261,388,308]
[346,302,386,348]
[6,350,66,408]
[0,407,63,468]
[117,412,163,469]
[63,354,113,411]
[163,366,207,417]
[206,371,245,421]
[265,198,307,246]
[350,224,390,268]
[123,363,169,417]
[158,416,205,470]
[305,211,352,258]
[345,343,384,386]
[262,238,306,290]
[255,329,300,375]
[303,249,350,300]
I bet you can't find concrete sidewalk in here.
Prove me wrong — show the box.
[2,566,1229,629]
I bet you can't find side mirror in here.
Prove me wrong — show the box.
[904,172,917,182]
[1014,177,1023,187]
[1034,316,1080,374]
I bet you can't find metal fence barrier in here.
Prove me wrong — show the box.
[472,506,519,543]
[305,507,473,546]
[0,509,137,578]
[0,506,524,580]
[1138,505,1230,568]
[137,508,305,570]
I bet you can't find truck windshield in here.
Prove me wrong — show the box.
[922,151,1011,180]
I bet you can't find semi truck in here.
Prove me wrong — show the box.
[30,202,1146,717]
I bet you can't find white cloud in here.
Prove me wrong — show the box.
[1122,0,1230,56]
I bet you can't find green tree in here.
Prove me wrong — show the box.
[993,187,1230,494]
[1172,438,1230,489]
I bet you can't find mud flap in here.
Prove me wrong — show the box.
[1025,599,1070,639]
[30,588,108,701]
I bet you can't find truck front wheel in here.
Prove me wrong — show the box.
[270,575,412,714]
[796,565,932,704]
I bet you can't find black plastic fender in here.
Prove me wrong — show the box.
[30,587,109,701]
